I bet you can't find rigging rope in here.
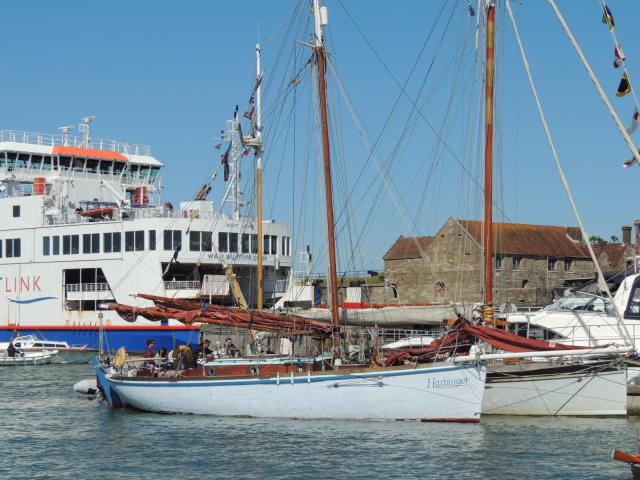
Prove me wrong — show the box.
[506,0,632,346]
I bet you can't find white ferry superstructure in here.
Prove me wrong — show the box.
[0,119,292,352]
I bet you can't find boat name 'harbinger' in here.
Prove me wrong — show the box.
[426,377,469,389]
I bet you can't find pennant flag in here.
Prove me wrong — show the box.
[214,143,222,150]
[242,148,250,156]
[614,44,625,69]
[628,109,640,135]
[221,142,232,181]
[623,156,638,168]
[602,5,615,30]
[617,73,631,97]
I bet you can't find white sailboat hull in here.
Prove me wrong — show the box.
[0,350,57,365]
[482,361,627,416]
[106,363,486,421]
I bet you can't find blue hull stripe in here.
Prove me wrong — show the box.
[108,365,483,388]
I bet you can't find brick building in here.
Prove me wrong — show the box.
[383,217,634,307]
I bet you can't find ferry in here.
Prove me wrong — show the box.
[0,116,292,352]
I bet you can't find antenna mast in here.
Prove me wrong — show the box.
[313,0,341,358]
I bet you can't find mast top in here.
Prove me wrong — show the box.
[313,0,329,47]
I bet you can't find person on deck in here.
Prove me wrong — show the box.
[145,339,155,358]
[196,339,214,361]
[7,341,17,357]
[224,337,238,357]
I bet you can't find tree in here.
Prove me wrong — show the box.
[589,235,606,245]
[610,235,619,243]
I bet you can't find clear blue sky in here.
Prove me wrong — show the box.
[3,1,639,272]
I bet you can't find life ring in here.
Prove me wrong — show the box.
[172,345,193,369]
[114,347,126,370]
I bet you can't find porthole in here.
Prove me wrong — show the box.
[208,367,216,376]
[250,366,259,376]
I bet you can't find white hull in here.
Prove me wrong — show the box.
[106,363,486,421]
[482,361,627,416]
[0,350,56,365]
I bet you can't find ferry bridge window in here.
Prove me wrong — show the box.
[82,233,100,254]
[6,238,21,258]
[59,156,71,171]
[113,162,125,176]
[6,152,16,171]
[16,153,29,169]
[42,156,52,171]
[263,235,270,255]
[85,159,99,174]
[125,231,144,252]
[241,233,250,254]
[103,232,122,253]
[202,232,212,251]
[218,232,228,253]
[99,161,113,175]
[251,234,258,254]
[31,155,42,169]
[229,233,238,253]
[164,230,182,251]
[12,205,20,217]
[149,230,156,251]
[190,231,201,251]
[43,236,50,256]
[53,236,60,255]
[270,235,277,255]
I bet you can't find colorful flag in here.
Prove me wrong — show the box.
[623,156,638,168]
[242,148,250,156]
[602,5,615,30]
[221,142,231,181]
[628,108,640,135]
[614,44,625,69]
[617,73,631,97]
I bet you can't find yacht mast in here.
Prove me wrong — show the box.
[483,1,496,325]
[256,43,264,311]
[313,0,341,356]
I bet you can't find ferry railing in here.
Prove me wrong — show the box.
[66,283,111,293]
[164,280,201,290]
[0,129,151,156]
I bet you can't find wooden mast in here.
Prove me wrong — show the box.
[313,0,341,357]
[255,43,264,311]
[483,1,496,325]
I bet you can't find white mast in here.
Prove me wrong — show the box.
[256,43,264,311]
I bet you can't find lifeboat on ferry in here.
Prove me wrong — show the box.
[79,206,117,218]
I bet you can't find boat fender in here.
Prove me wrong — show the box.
[114,347,126,370]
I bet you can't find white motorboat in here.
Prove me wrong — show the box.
[0,335,94,364]
[0,349,58,365]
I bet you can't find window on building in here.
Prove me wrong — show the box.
[251,234,258,254]
[218,232,228,252]
[63,235,78,255]
[495,255,504,271]
[6,238,21,258]
[72,235,79,254]
[281,237,286,256]
[229,233,238,253]
[263,235,270,254]
[135,231,144,251]
[564,258,574,272]
[548,258,557,272]
[513,256,523,271]
[12,205,20,218]
[83,233,100,254]
[43,236,50,256]
[164,230,181,251]
[53,236,60,255]
[149,230,156,251]
[241,233,250,254]
[0,239,3,258]
[270,235,277,255]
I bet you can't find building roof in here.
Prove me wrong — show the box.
[458,219,590,258]
[383,236,433,261]
[593,243,627,268]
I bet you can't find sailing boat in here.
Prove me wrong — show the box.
[93,0,487,422]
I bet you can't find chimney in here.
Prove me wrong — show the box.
[622,225,632,245]
[566,227,581,242]
[635,220,640,247]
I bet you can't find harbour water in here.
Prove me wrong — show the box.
[1,364,638,479]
